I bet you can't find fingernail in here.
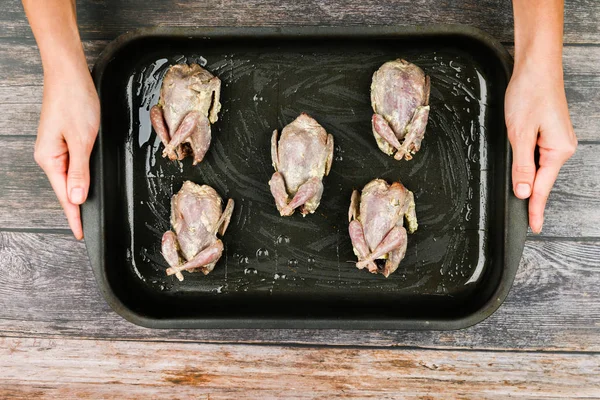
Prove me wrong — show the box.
[515,183,531,198]
[70,187,84,204]
[532,220,543,234]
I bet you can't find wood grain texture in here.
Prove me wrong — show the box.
[1,232,600,351]
[1,40,598,141]
[0,38,106,87]
[1,137,598,237]
[0,137,67,229]
[3,0,600,44]
[563,47,600,142]
[1,337,599,399]
[543,143,600,237]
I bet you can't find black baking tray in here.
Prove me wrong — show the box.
[82,26,527,329]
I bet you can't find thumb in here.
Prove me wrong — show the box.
[66,140,92,205]
[510,129,537,199]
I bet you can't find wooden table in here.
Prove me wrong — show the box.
[1,1,599,397]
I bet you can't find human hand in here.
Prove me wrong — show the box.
[505,59,577,234]
[34,65,100,240]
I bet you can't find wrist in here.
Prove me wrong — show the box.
[513,34,564,83]
[514,39,563,71]
[35,18,88,81]
[513,53,564,86]
[42,45,89,81]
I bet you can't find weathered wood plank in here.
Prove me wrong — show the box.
[1,40,598,141]
[543,143,600,237]
[0,138,67,229]
[2,0,600,44]
[563,46,600,141]
[1,232,600,351]
[0,38,106,87]
[0,101,40,136]
[566,74,600,141]
[1,337,599,399]
[1,137,598,236]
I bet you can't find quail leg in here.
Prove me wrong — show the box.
[381,239,407,278]
[349,220,377,273]
[185,114,211,165]
[166,240,224,277]
[372,113,402,156]
[290,177,324,216]
[269,174,324,217]
[150,105,171,147]
[268,172,290,215]
[394,105,430,161]
[382,217,410,277]
[162,110,202,160]
[161,231,184,281]
[356,226,407,271]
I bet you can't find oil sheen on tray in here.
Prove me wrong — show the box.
[129,46,492,295]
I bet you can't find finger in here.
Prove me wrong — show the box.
[509,129,537,199]
[529,161,562,234]
[40,157,84,240]
[65,137,93,206]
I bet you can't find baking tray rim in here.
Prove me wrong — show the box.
[82,25,527,330]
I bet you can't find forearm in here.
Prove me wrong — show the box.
[513,0,564,77]
[22,0,87,79]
